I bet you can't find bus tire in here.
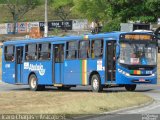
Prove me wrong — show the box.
[29,74,45,91]
[125,84,136,91]
[91,74,102,92]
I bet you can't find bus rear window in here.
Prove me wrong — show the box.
[4,45,15,62]
[25,44,37,60]
[38,43,51,60]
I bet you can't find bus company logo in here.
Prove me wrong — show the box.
[24,62,29,69]
[24,62,46,76]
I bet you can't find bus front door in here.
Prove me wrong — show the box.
[53,44,64,84]
[106,41,116,83]
[15,46,24,83]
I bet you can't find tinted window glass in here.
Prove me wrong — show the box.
[4,45,15,61]
[7,46,14,54]
[25,44,37,60]
[55,44,64,63]
[79,41,90,59]
[91,40,103,58]
[66,41,78,59]
[38,43,51,60]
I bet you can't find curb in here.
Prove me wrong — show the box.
[69,98,154,120]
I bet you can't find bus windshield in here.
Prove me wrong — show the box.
[119,43,157,65]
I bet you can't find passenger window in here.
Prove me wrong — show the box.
[4,45,15,62]
[38,43,51,60]
[91,40,103,58]
[66,41,78,59]
[25,44,37,61]
[79,41,90,59]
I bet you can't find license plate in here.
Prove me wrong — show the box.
[139,78,145,82]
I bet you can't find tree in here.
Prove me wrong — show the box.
[0,0,40,34]
[106,0,160,23]
[51,0,74,32]
[72,0,115,32]
[73,0,160,32]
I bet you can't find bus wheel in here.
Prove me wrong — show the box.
[91,74,102,92]
[125,84,136,91]
[29,74,45,91]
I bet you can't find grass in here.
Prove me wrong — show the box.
[0,91,152,114]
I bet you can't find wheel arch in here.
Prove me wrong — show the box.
[89,71,100,85]
[28,72,37,84]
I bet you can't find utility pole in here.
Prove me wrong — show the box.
[44,0,48,37]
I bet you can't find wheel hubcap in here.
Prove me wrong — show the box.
[31,77,36,88]
[93,79,98,90]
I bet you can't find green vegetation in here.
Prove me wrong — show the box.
[0,0,41,33]
[72,0,160,31]
[0,0,78,23]
[0,5,64,23]
[0,91,152,114]
[0,0,159,32]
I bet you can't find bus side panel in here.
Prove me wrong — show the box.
[116,65,157,84]
[2,58,16,84]
[64,59,105,85]
[97,71,105,84]
[64,60,81,85]
[87,59,105,85]
[2,63,16,84]
[22,61,52,85]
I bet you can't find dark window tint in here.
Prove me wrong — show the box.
[16,47,23,64]
[25,44,37,60]
[38,43,51,60]
[66,41,78,59]
[91,40,103,58]
[55,44,64,63]
[4,45,15,61]
[79,41,90,59]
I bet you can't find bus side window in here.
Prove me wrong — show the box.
[66,41,77,59]
[25,44,37,61]
[91,40,103,58]
[79,41,90,59]
[4,45,15,62]
[38,43,51,60]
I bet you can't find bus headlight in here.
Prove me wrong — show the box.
[151,74,155,77]
[125,73,130,76]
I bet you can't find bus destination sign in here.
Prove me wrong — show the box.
[123,34,152,41]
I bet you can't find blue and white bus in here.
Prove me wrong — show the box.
[2,32,157,92]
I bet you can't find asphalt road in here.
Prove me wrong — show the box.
[0,81,160,120]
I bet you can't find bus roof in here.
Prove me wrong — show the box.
[3,31,151,45]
